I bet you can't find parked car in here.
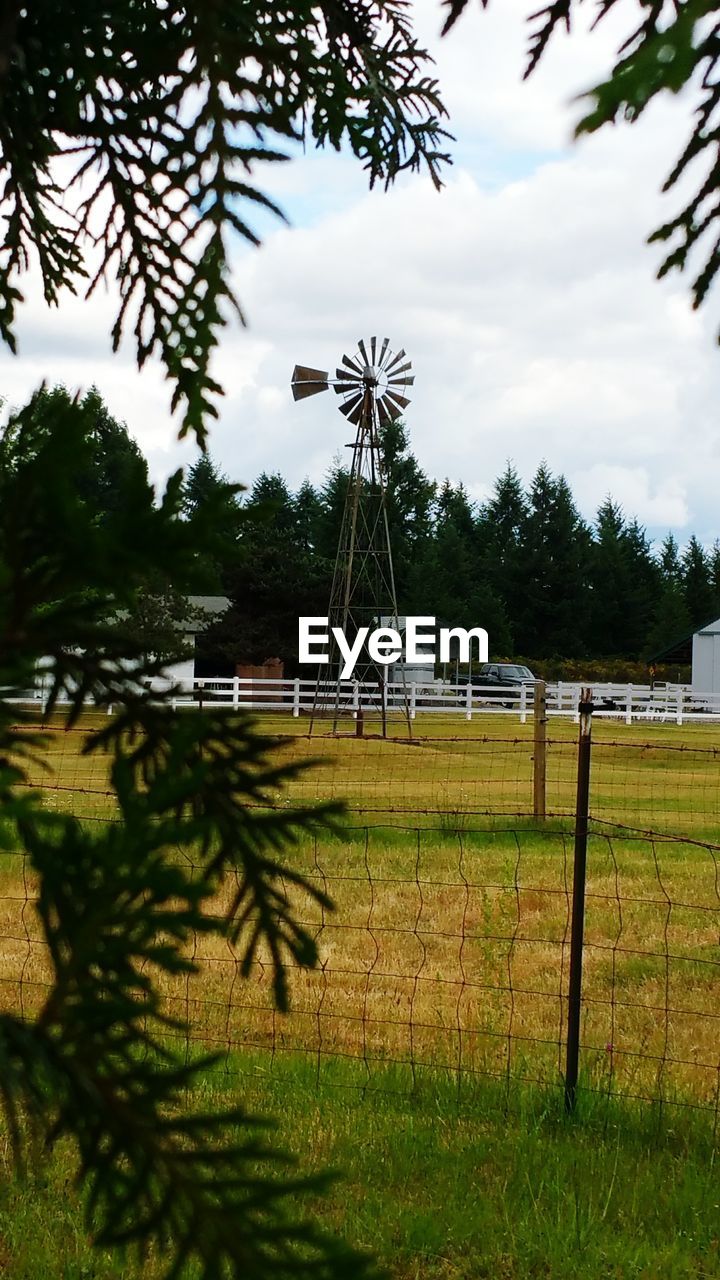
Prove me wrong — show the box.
[472,663,535,706]
[475,663,536,689]
[454,663,536,707]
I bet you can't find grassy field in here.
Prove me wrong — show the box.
[1,1060,720,1279]
[1,710,720,1276]
[7,712,720,1103]
[21,710,720,838]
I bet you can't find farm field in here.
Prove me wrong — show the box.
[2,819,718,1108]
[16,709,720,838]
[2,710,720,1276]
[6,710,720,1104]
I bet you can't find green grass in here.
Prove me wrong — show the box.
[3,712,720,1275]
[226,1055,720,1279]
[1,1055,719,1278]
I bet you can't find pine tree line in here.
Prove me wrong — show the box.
[186,422,720,669]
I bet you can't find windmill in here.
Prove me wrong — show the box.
[291,338,414,736]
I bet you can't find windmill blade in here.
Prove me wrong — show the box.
[384,391,411,416]
[386,359,412,379]
[340,391,363,420]
[291,365,329,400]
[292,382,327,401]
[378,394,403,421]
[376,395,392,425]
[377,338,391,369]
[357,338,371,368]
[334,368,363,388]
[343,397,365,426]
[385,390,411,410]
[341,352,363,375]
[370,336,377,365]
[383,348,406,373]
[387,373,415,389]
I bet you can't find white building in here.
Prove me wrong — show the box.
[691,616,720,696]
[156,595,230,689]
[650,613,720,696]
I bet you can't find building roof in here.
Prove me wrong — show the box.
[113,595,230,634]
[186,595,230,616]
[179,596,230,633]
[646,613,720,664]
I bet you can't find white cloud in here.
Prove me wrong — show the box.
[572,466,690,530]
[412,0,630,152]
[2,3,719,546]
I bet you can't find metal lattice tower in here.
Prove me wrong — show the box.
[291,337,414,736]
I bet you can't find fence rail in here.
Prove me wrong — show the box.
[8,674,720,724]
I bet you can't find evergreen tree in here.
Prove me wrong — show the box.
[407,481,511,654]
[586,503,660,658]
[3,385,149,521]
[245,473,296,528]
[0,390,373,1279]
[182,453,243,592]
[659,532,683,586]
[518,466,590,657]
[433,478,477,538]
[316,460,350,569]
[710,540,720,613]
[588,499,630,656]
[623,519,662,655]
[646,526,691,658]
[378,419,435,598]
[681,536,716,626]
[293,480,324,555]
[217,474,329,668]
[477,462,528,639]
[183,453,237,517]
[1,4,448,442]
[5,385,228,665]
[645,585,692,659]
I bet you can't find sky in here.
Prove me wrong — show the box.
[2,0,720,546]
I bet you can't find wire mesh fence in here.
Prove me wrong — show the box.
[4,701,720,1125]
[16,712,720,838]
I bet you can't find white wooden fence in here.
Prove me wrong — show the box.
[9,676,714,725]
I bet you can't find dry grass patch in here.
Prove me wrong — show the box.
[0,819,717,1113]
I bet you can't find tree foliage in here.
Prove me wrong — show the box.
[1,383,150,520]
[182,453,244,592]
[0,2,450,442]
[211,433,718,664]
[441,0,720,337]
[0,389,378,1278]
